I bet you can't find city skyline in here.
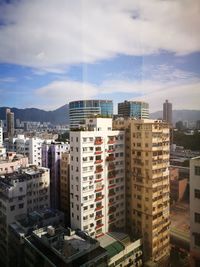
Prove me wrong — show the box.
[0,0,200,111]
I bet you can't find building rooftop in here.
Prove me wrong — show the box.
[0,166,48,189]
[26,226,107,266]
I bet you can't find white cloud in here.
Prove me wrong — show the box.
[35,68,200,111]
[0,0,200,70]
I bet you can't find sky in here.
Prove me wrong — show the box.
[0,0,200,113]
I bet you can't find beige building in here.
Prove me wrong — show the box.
[60,151,70,225]
[113,118,170,266]
[0,152,28,175]
[190,156,200,267]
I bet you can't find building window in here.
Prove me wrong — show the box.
[195,166,200,176]
[194,233,200,247]
[19,203,24,209]
[195,213,200,223]
[10,205,15,211]
[195,189,200,199]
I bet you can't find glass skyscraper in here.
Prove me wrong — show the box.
[69,100,113,128]
[118,101,149,119]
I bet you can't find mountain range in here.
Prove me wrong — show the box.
[0,105,199,125]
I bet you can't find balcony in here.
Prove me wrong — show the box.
[95,151,103,155]
[108,218,116,223]
[95,223,104,229]
[108,184,116,189]
[108,201,115,206]
[108,207,116,214]
[108,174,116,179]
[95,214,104,220]
[95,159,103,164]
[107,149,115,153]
[95,195,104,201]
[108,192,115,197]
[108,163,115,170]
[106,156,115,161]
[95,233,104,238]
[95,139,103,145]
[108,139,115,144]
[95,205,103,211]
[95,186,104,192]
[94,178,103,183]
[95,168,103,174]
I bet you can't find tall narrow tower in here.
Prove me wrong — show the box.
[6,108,14,138]
[163,100,172,124]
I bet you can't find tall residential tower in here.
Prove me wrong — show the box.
[163,100,172,124]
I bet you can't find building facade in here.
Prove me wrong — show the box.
[163,100,172,124]
[114,118,170,265]
[190,156,200,267]
[118,101,149,119]
[70,118,125,238]
[60,151,70,225]
[0,166,50,266]
[6,108,15,138]
[42,142,70,209]
[0,152,28,175]
[69,100,113,129]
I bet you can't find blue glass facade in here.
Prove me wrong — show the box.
[69,100,113,128]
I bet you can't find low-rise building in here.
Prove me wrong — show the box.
[8,209,64,267]
[23,225,108,266]
[98,232,143,267]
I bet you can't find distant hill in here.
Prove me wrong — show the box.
[150,110,200,124]
[0,104,69,125]
[0,106,199,125]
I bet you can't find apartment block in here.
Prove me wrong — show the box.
[0,166,50,266]
[113,118,170,266]
[6,109,15,138]
[190,156,200,267]
[70,118,125,238]
[0,120,3,146]
[42,142,70,209]
[60,151,70,225]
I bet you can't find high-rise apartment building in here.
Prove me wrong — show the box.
[118,101,149,119]
[42,142,70,209]
[0,166,50,266]
[190,156,200,267]
[113,118,170,265]
[0,120,3,146]
[69,100,113,129]
[70,118,125,238]
[163,100,172,124]
[60,151,70,225]
[6,108,15,138]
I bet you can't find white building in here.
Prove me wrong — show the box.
[0,166,50,265]
[190,156,200,267]
[70,118,125,238]
[5,135,54,166]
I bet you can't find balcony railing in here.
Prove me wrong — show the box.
[95,206,103,211]
[95,140,103,145]
[108,140,115,144]
[106,156,115,161]
[95,151,103,155]
[95,159,103,164]
[95,223,104,229]
[95,168,103,173]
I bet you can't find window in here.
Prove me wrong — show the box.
[194,233,200,246]
[10,205,15,211]
[19,203,24,209]
[195,213,200,223]
[195,166,200,176]
[195,189,200,199]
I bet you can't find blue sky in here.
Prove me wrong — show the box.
[0,0,200,112]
